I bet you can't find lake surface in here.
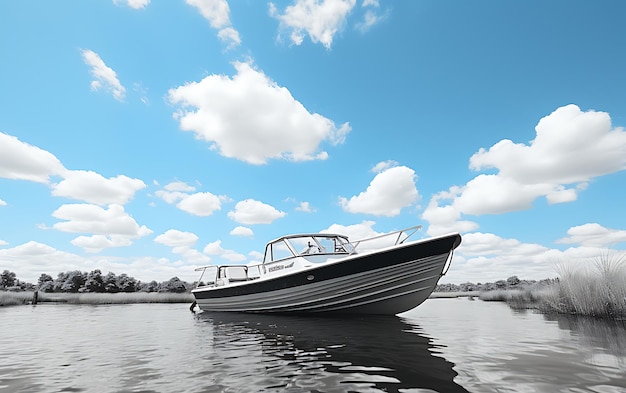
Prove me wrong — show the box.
[1,299,625,392]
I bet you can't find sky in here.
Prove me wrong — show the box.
[1,0,626,285]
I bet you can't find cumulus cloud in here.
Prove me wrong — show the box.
[0,199,6,206]
[322,220,411,250]
[227,199,286,225]
[444,232,563,283]
[0,241,86,281]
[470,105,626,185]
[230,226,254,237]
[340,165,419,216]
[322,220,382,241]
[203,240,246,262]
[422,105,626,235]
[176,192,224,216]
[154,229,199,248]
[80,49,126,101]
[421,187,479,236]
[0,240,8,246]
[0,132,66,183]
[153,229,211,263]
[52,170,146,205]
[169,61,350,164]
[269,0,356,49]
[556,223,626,247]
[156,181,228,216]
[186,0,241,49]
[0,241,200,284]
[52,204,152,252]
[113,0,150,9]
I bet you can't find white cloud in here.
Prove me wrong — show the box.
[356,10,383,33]
[371,160,397,173]
[0,240,8,246]
[421,188,479,236]
[154,229,199,248]
[323,220,382,240]
[70,235,133,254]
[0,132,66,183]
[556,223,626,247]
[153,229,211,263]
[470,105,626,185]
[155,181,227,216]
[269,0,357,49]
[295,201,315,213]
[80,49,126,102]
[0,241,86,282]
[444,232,563,283]
[227,199,286,225]
[164,180,196,192]
[218,27,241,49]
[203,240,246,262]
[0,198,6,206]
[0,241,200,284]
[186,0,241,49]
[230,226,254,237]
[422,105,626,234]
[322,221,404,250]
[176,192,223,216]
[113,0,150,9]
[52,204,152,252]
[52,170,146,205]
[169,61,350,164]
[340,165,418,216]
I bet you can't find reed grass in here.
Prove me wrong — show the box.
[545,252,626,318]
[480,252,626,319]
[0,291,194,306]
[0,291,33,306]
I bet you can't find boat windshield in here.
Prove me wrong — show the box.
[294,235,352,255]
[263,234,353,263]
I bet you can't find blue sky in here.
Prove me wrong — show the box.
[1,0,625,285]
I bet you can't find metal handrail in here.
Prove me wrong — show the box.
[350,225,422,252]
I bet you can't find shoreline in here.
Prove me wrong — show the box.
[0,291,194,306]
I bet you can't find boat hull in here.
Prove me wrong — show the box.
[192,233,461,315]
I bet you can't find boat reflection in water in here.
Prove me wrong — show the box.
[194,311,469,392]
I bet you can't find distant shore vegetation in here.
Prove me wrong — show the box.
[0,269,197,307]
[0,269,194,293]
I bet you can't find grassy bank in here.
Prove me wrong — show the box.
[0,291,194,306]
[480,254,626,319]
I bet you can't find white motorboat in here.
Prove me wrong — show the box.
[191,226,461,315]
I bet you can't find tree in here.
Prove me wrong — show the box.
[84,269,105,292]
[103,272,119,293]
[38,274,54,292]
[159,277,188,293]
[140,280,159,293]
[61,271,85,292]
[507,275,521,287]
[116,274,137,293]
[0,270,16,288]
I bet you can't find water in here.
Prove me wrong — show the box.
[1,299,625,392]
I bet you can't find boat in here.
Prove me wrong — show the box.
[191,225,461,315]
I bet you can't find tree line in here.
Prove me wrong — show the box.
[435,275,558,292]
[0,269,194,293]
